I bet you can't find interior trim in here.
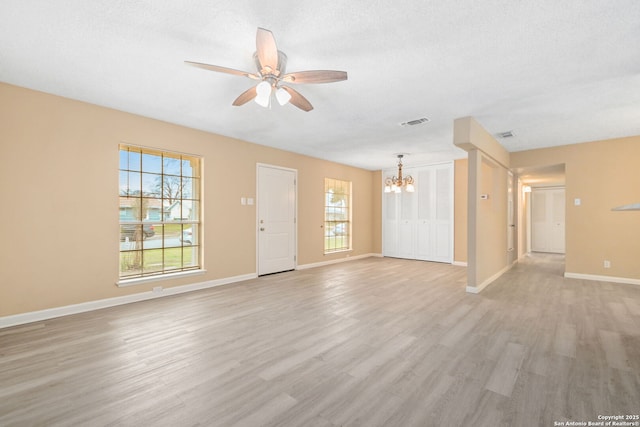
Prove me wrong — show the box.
[0,273,257,329]
[564,272,640,286]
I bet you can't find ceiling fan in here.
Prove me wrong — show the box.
[185,27,347,112]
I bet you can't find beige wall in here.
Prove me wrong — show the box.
[465,151,509,289]
[511,138,640,280]
[454,117,510,291]
[370,170,383,254]
[476,157,509,283]
[0,83,380,316]
[454,158,468,263]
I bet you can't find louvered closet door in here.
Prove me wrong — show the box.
[397,189,416,258]
[382,162,453,263]
[432,164,453,262]
[415,164,452,262]
[416,167,433,260]
[383,191,399,257]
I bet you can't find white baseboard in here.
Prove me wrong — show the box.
[466,264,513,294]
[452,261,468,267]
[564,272,640,286]
[296,253,382,270]
[0,273,257,329]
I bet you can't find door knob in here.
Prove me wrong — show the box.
[260,227,265,231]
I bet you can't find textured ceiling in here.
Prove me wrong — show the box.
[1,0,639,170]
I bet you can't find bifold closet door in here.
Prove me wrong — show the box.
[382,162,453,263]
[383,191,399,257]
[415,164,452,262]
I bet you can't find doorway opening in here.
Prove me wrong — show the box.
[514,163,566,271]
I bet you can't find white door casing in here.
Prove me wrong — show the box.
[257,165,297,275]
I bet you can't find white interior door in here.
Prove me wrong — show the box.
[531,187,565,254]
[257,165,296,275]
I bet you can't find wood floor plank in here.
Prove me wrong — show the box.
[229,392,298,427]
[0,254,639,426]
[553,322,577,358]
[598,329,631,370]
[485,342,526,397]
[347,333,415,378]
[623,296,640,316]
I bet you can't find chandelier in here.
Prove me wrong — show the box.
[384,154,415,193]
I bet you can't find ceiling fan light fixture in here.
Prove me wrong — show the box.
[254,81,272,107]
[275,87,291,105]
[185,28,347,112]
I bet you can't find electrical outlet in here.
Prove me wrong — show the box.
[604,260,611,269]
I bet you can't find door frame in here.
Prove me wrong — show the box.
[256,163,298,275]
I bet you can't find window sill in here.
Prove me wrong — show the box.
[324,249,353,256]
[117,269,206,287]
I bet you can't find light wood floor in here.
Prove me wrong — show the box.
[1,255,639,426]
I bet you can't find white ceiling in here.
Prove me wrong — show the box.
[1,0,639,171]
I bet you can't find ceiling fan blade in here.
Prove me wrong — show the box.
[256,28,279,73]
[281,70,348,84]
[232,86,258,106]
[184,61,259,79]
[281,86,313,112]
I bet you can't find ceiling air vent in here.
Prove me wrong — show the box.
[497,130,515,138]
[400,117,430,126]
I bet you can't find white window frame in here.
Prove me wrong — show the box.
[324,178,352,254]
[117,144,203,285]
